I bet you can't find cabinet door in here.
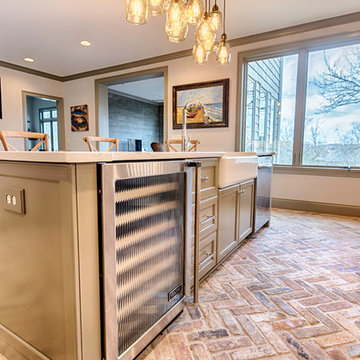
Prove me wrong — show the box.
[238,180,255,242]
[218,185,239,262]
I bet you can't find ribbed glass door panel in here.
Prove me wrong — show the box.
[114,173,185,356]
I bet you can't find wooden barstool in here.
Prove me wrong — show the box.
[165,139,200,152]
[0,130,49,151]
[83,136,119,152]
[150,142,165,152]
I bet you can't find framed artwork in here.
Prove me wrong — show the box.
[173,78,229,129]
[71,104,89,131]
[0,78,2,120]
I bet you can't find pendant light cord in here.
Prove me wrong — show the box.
[223,0,226,34]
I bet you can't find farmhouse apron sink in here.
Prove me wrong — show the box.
[218,152,258,188]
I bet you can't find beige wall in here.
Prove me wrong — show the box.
[0,67,63,149]
[0,21,359,207]
[62,56,238,151]
[272,173,360,207]
[63,77,95,151]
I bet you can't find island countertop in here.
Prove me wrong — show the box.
[0,151,261,164]
[0,151,225,163]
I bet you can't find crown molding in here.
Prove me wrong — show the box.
[229,11,360,48]
[1,11,359,82]
[62,49,191,82]
[0,61,62,81]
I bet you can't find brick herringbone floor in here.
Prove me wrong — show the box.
[139,209,360,360]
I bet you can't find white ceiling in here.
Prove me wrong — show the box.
[0,0,359,76]
[109,77,164,102]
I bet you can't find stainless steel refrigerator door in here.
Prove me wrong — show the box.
[101,161,192,360]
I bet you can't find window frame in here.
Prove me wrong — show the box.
[39,107,58,151]
[237,32,360,177]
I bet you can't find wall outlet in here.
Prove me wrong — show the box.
[1,187,26,214]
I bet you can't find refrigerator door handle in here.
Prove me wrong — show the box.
[185,161,202,303]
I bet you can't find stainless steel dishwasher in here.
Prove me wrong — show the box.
[254,155,273,232]
[100,161,194,360]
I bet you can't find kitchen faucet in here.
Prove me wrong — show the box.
[181,100,210,151]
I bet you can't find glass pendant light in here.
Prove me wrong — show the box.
[148,0,165,15]
[186,0,204,25]
[216,34,231,64]
[126,0,148,25]
[166,0,188,42]
[216,0,231,64]
[195,1,216,48]
[193,42,208,64]
[210,1,222,31]
[203,35,218,54]
[163,0,170,10]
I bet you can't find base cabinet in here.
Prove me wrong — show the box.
[217,185,238,262]
[218,179,255,263]
[191,159,219,282]
[238,180,255,241]
[0,162,101,360]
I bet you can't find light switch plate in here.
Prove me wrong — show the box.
[1,187,26,214]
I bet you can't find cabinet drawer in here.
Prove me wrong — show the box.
[199,233,216,264]
[192,196,218,239]
[200,161,217,198]
[199,232,217,279]
[199,196,217,237]
[192,159,218,201]
[191,231,217,280]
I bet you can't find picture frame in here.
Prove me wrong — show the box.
[172,78,229,129]
[71,104,89,131]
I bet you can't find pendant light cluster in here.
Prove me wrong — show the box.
[125,0,231,65]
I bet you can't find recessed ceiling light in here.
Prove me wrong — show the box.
[80,40,92,47]
[24,57,35,63]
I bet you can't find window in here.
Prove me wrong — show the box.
[242,40,360,168]
[40,107,58,151]
[244,54,298,164]
[303,44,360,167]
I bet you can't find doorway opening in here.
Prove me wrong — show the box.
[96,68,167,152]
[24,93,64,151]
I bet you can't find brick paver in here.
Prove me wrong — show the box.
[1,209,359,360]
[139,209,360,359]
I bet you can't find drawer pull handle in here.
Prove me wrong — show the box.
[201,176,209,183]
[238,190,245,194]
[200,215,216,223]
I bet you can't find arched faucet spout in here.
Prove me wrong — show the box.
[181,100,209,151]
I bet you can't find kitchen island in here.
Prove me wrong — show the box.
[0,151,268,360]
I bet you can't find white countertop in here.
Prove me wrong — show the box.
[0,151,225,163]
[0,151,273,164]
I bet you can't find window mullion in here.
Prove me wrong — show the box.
[293,49,308,166]
[251,81,257,151]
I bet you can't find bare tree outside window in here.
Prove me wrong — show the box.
[244,42,359,167]
[303,44,360,167]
